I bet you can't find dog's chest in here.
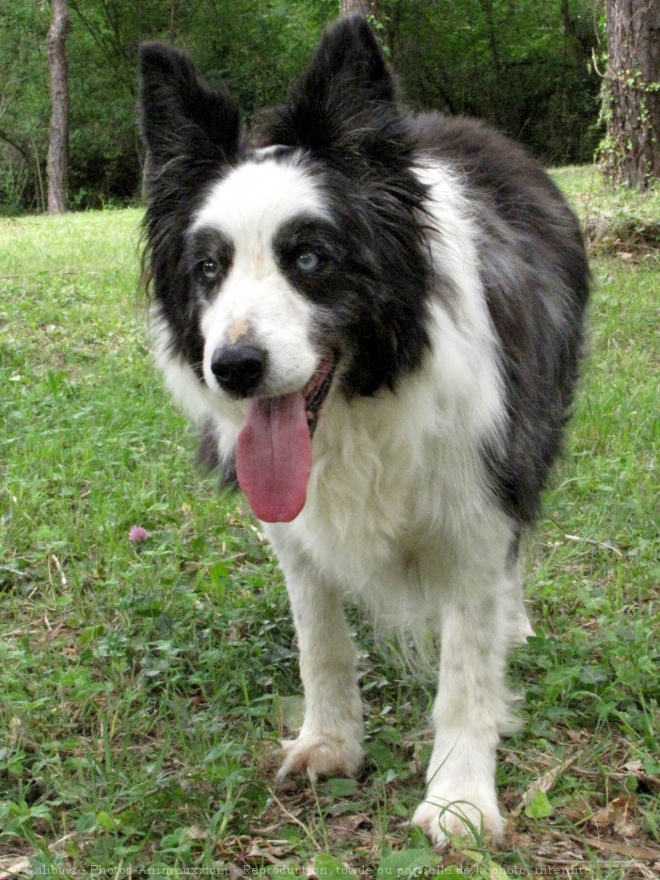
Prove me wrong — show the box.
[266,387,486,617]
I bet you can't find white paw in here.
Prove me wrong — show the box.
[412,790,504,848]
[276,733,363,783]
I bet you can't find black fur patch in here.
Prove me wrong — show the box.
[197,419,238,490]
[139,42,242,375]
[411,114,590,521]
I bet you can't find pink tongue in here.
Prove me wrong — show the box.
[236,392,312,523]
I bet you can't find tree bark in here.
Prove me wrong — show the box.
[341,0,380,18]
[602,0,660,190]
[47,0,70,214]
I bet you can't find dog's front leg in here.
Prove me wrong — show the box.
[276,562,363,783]
[412,569,518,847]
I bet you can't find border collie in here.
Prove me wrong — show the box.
[139,15,589,846]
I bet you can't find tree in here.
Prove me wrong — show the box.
[47,0,69,213]
[602,0,660,190]
[341,0,380,17]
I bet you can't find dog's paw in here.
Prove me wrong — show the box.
[412,792,504,848]
[276,733,363,784]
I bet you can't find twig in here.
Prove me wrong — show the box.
[513,755,579,817]
[564,534,624,556]
[267,787,323,852]
[49,554,67,586]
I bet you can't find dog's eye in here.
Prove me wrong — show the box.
[200,258,219,281]
[295,251,321,273]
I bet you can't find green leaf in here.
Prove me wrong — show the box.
[75,812,97,833]
[579,666,608,684]
[79,624,104,645]
[365,739,397,772]
[524,790,554,819]
[314,854,351,876]
[96,810,120,831]
[377,848,440,875]
[322,777,359,798]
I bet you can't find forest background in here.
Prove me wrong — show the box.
[0,0,604,214]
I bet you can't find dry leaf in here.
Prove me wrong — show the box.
[184,824,209,841]
[622,760,660,793]
[514,756,578,816]
[591,795,640,838]
[0,858,31,879]
[583,836,660,861]
[246,837,293,866]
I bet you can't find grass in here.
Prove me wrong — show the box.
[0,169,658,877]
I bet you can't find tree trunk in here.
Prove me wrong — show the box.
[602,0,660,190]
[47,0,70,214]
[341,0,380,18]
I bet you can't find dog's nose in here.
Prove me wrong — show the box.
[210,342,268,397]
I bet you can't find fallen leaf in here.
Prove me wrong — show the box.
[245,837,294,866]
[525,790,553,819]
[184,824,208,841]
[0,858,30,879]
[514,756,578,816]
[591,796,640,838]
[583,836,660,861]
[622,760,660,793]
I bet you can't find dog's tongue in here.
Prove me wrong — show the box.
[236,392,311,523]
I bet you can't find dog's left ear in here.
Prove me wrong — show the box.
[266,15,404,161]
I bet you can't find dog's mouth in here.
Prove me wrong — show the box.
[303,354,337,437]
[236,353,337,524]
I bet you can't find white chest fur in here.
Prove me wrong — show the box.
[265,300,509,631]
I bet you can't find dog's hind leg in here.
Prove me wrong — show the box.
[275,558,364,783]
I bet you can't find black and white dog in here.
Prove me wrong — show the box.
[139,16,589,846]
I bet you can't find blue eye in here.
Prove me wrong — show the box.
[201,258,219,280]
[296,251,321,273]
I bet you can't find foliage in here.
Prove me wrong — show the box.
[385,0,602,166]
[1,0,600,213]
[0,169,658,872]
[0,1,50,213]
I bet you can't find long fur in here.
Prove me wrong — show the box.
[139,15,589,846]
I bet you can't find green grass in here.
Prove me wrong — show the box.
[553,165,660,257]
[0,171,658,876]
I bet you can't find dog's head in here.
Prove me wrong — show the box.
[139,15,430,522]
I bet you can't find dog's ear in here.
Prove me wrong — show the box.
[139,43,240,174]
[266,15,403,160]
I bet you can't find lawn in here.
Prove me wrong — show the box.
[0,169,658,877]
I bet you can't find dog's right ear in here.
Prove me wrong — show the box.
[139,43,240,174]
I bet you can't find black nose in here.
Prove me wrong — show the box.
[210,342,268,397]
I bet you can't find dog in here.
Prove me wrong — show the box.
[138,15,589,846]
